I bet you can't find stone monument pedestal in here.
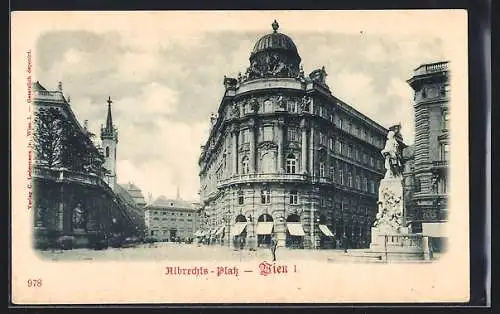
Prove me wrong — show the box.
[367,177,429,261]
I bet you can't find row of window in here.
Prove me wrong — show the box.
[147,211,193,216]
[234,187,376,206]
[149,218,193,222]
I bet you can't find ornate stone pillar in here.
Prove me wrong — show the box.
[300,119,308,174]
[277,119,285,173]
[309,123,315,177]
[249,119,256,174]
[231,125,238,175]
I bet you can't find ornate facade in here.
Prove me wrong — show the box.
[198,21,387,249]
[405,61,449,236]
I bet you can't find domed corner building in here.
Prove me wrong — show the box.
[198,20,388,250]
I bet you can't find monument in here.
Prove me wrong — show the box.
[369,125,431,261]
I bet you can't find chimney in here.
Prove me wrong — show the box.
[83,120,88,130]
[58,81,63,92]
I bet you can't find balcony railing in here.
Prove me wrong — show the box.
[34,90,66,102]
[413,61,449,77]
[217,172,308,188]
[431,160,448,171]
[33,166,108,189]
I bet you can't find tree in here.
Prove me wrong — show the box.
[33,107,67,168]
[34,107,107,176]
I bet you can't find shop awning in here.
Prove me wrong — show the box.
[319,224,335,237]
[215,226,225,235]
[286,223,305,236]
[231,222,248,236]
[256,222,274,235]
[422,222,447,237]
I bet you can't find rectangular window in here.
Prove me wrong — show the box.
[286,156,297,174]
[338,118,343,129]
[347,145,352,158]
[261,188,271,204]
[443,111,449,130]
[329,137,334,151]
[287,128,299,142]
[289,191,298,205]
[339,169,344,185]
[348,172,353,187]
[363,177,368,191]
[356,175,361,190]
[330,166,335,181]
[319,132,327,145]
[338,141,343,155]
[441,143,449,160]
[370,156,374,167]
[238,191,244,205]
[319,163,325,177]
[263,126,273,141]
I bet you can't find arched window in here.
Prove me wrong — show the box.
[261,152,275,173]
[105,146,109,157]
[241,156,249,174]
[286,154,297,174]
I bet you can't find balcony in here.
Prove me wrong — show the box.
[34,90,66,102]
[33,166,108,189]
[431,160,448,172]
[413,61,449,77]
[217,172,308,188]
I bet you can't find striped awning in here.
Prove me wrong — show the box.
[231,222,248,236]
[286,223,305,236]
[256,222,274,235]
[319,224,335,237]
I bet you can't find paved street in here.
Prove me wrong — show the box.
[36,242,354,262]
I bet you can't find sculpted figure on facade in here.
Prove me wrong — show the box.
[381,130,403,179]
[231,102,240,118]
[249,96,260,113]
[72,203,85,230]
[300,95,312,113]
[276,95,286,110]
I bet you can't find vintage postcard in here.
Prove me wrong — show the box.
[11,10,469,304]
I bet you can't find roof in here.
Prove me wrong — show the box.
[252,20,299,56]
[33,81,47,91]
[146,196,197,210]
[118,183,146,205]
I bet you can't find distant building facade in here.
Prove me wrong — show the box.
[405,61,449,241]
[144,196,200,241]
[198,21,387,250]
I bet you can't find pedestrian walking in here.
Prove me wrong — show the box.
[270,233,278,262]
[342,233,350,253]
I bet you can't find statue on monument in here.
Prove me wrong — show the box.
[381,130,403,179]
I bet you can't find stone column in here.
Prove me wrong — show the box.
[249,119,256,174]
[231,126,238,175]
[277,120,285,173]
[300,119,308,174]
[309,124,315,177]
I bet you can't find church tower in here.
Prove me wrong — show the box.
[100,96,118,191]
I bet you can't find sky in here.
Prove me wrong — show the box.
[33,12,448,202]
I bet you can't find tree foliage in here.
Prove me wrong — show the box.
[34,107,108,176]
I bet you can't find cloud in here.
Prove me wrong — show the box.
[35,27,446,200]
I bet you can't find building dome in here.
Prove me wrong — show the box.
[244,20,301,80]
[252,20,298,55]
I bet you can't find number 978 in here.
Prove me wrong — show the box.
[27,279,42,287]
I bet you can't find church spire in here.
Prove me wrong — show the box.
[105,96,114,133]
